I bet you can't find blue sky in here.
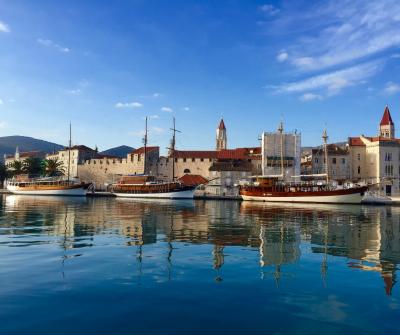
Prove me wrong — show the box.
[0,0,400,152]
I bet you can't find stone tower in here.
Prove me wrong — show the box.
[380,105,395,139]
[216,118,227,151]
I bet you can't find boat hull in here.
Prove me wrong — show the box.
[240,187,367,204]
[6,185,89,196]
[113,188,195,199]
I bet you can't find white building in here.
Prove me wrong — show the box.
[261,123,301,181]
[348,106,400,196]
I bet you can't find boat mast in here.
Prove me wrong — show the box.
[322,128,329,184]
[278,121,284,180]
[169,117,181,181]
[67,123,71,181]
[143,117,148,174]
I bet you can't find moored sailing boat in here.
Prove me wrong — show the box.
[239,126,367,204]
[6,124,92,196]
[112,117,196,199]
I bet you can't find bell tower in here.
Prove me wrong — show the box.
[216,118,227,151]
[380,105,395,139]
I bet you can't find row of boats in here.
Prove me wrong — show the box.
[5,119,369,204]
[6,174,368,203]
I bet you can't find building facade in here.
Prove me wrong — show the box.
[311,144,350,182]
[348,106,400,196]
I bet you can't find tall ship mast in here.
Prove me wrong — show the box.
[111,117,197,199]
[239,126,368,204]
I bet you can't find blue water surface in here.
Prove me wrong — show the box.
[0,195,399,334]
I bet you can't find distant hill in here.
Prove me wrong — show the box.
[100,145,134,158]
[0,136,64,161]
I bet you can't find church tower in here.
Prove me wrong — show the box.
[379,105,395,139]
[216,118,227,151]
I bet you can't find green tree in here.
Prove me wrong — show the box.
[43,158,65,177]
[0,163,9,186]
[8,160,24,176]
[22,157,44,176]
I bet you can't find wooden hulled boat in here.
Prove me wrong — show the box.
[7,177,92,196]
[239,176,368,204]
[111,175,196,199]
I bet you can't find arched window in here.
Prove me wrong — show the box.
[358,166,361,174]
[184,168,191,174]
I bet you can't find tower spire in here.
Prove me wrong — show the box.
[216,118,227,151]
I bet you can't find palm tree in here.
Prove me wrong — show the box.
[43,158,65,177]
[7,160,24,176]
[0,163,10,187]
[23,157,44,176]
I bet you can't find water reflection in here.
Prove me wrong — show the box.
[1,195,399,296]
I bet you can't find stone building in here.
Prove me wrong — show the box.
[311,144,350,182]
[5,147,45,167]
[348,106,400,196]
[75,118,262,191]
[204,161,253,198]
[78,146,159,189]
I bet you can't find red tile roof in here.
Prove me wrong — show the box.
[348,137,366,146]
[217,147,262,160]
[380,106,394,126]
[178,174,208,186]
[5,151,44,159]
[173,150,218,159]
[348,136,400,146]
[172,147,261,160]
[131,146,159,155]
[218,118,226,130]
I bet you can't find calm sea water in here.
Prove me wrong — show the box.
[0,195,399,335]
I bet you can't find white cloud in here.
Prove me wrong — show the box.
[161,106,173,113]
[65,89,82,95]
[300,93,323,101]
[182,107,190,111]
[115,102,143,109]
[275,0,400,72]
[259,4,280,16]
[0,99,3,105]
[272,61,382,96]
[384,82,400,95]
[152,92,162,98]
[277,51,288,62]
[0,121,6,128]
[0,21,10,33]
[37,38,70,53]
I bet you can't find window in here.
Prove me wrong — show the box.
[183,158,186,162]
[314,157,319,164]
[342,158,345,164]
[138,154,141,162]
[192,158,195,162]
[357,166,360,174]
[385,153,393,161]
[357,153,361,161]
[201,158,204,162]
[175,158,178,162]
[184,168,191,174]
[332,158,336,164]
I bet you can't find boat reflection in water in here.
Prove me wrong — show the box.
[2,195,400,296]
